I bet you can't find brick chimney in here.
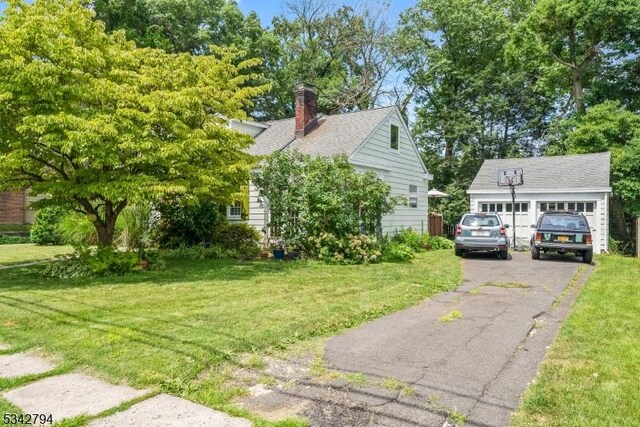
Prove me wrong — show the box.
[294,83,318,137]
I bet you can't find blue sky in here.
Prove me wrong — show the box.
[237,0,414,28]
[1,1,415,27]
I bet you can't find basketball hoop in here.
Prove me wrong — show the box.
[497,168,524,249]
[497,168,524,187]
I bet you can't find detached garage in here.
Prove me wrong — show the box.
[468,152,611,254]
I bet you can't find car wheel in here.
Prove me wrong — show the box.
[455,249,463,257]
[531,246,540,260]
[582,250,593,264]
[499,250,509,260]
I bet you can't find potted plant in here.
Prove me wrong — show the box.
[270,238,285,260]
[137,247,149,270]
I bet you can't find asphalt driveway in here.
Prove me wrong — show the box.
[323,252,593,426]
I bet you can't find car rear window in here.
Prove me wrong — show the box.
[539,215,590,231]
[462,214,501,227]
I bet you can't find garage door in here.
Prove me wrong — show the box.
[479,202,531,245]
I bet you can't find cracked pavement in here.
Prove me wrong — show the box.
[237,252,593,426]
[324,252,593,426]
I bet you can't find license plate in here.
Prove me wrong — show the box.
[471,231,489,237]
[557,235,570,242]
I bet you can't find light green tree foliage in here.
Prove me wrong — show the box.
[93,0,282,120]
[251,151,398,244]
[0,0,267,246]
[270,0,394,117]
[547,102,640,242]
[395,0,554,220]
[510,0,640,114]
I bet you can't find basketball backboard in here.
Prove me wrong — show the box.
[497,168,523,187]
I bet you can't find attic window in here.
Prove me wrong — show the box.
[390,125,399,150]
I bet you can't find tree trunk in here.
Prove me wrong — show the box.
[92,200,128,247]
[610,196,630,242]
[94,217,118,247]
[572,68,584,114]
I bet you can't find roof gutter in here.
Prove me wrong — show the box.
[467,187,613,195]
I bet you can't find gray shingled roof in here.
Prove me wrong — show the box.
[468,152,611,192]
[247,106,396,157]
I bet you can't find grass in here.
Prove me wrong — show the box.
[0,244,73,266]
[0,251,461,422]
[439,310,463,323]
[512,255,640,426]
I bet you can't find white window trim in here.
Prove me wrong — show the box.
[226,201,242,219]
[409,185,418,208]
[389,124,399,151]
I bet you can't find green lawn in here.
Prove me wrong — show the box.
[512,255,640,426]
[0,244,73,266]
[0,252,461,423]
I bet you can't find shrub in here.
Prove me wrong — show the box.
[31,206,65,245]
[83,247,139,275]
[152,196,226,248]
[212,223,261,259]
[138,249,166,270]
[423,235,454,250]
[0,235,31,244]
[167,244,235,260]
[252,151,399,244]
[309,233,382,265]
[41,246,138,279]
[608,237,634,255]
[391,229,424,252]
[382,242,415,262]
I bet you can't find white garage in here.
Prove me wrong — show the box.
[467,153,611,254]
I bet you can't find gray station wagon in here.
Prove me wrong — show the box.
[454,213,510,259]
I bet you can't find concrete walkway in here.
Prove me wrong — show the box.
[324,252,593,426]
[0,346,251,426]
[0,353,56,378]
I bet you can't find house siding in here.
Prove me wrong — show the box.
[350,110,429,235]
[469,191,609,254]
[248,180,268,235]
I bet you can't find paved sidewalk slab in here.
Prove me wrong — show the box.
[89,394,251,427]
[0,353,56,379]
[3,373,148,422]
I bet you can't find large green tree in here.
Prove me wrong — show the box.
[93,0,260,54]
[0,0,267,246]
[546,102,640,246]
[93,0,281,120]
[268,0,395,117]
[510,0,640,114]
[395,0,555,216]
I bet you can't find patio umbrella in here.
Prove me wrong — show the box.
[427,189,449,198]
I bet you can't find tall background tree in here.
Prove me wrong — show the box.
[394,0,556,224]
[509,0,640,114]
[269,0,396,117]
[0,0,267,246]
